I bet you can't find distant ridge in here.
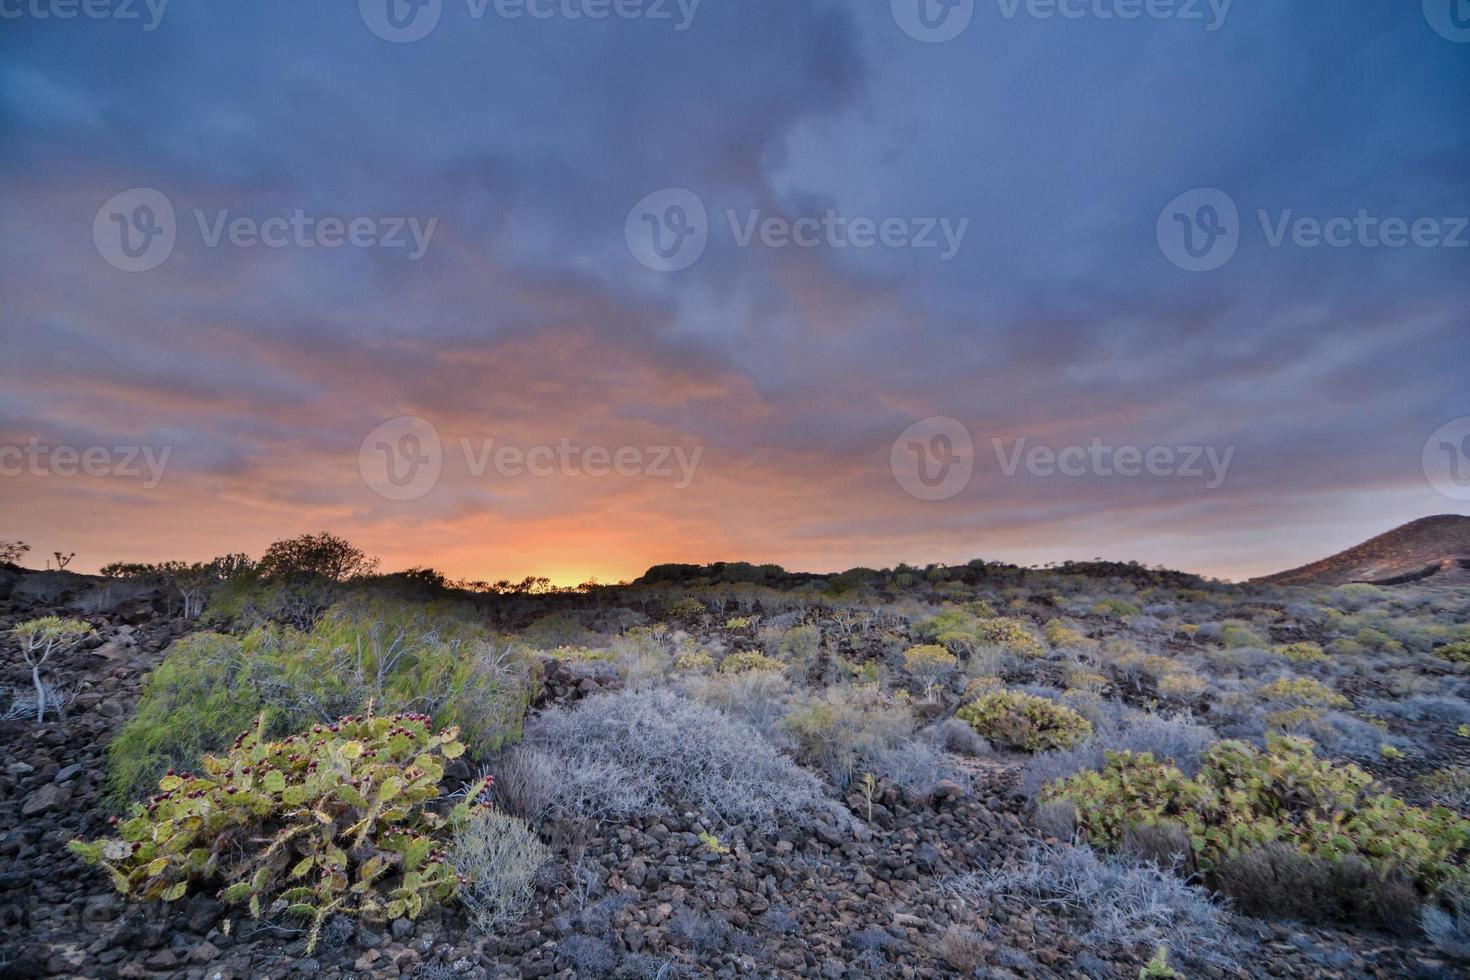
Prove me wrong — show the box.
[1254,515,1470,587]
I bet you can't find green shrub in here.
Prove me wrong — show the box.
[673,650,715,672]
[107,600,533,805]
[72,711,480,952]
[1044,736,1470,894]
[975,618,1045,657]
[1433,642,1470,666]
[1221,621,1266,648]
[1090,598,1140,619]
[782,684,913,786]
[777,624,820,669]
[955,690,1092,752]
[914,607,977,645]
[720,651,787,674]
[1139,947,1180,979]
[1259,676,1350,709]
[1277,641,1327,663]
[667,596,706,621]
[1043,619,1095,650]
[544,645,616,663]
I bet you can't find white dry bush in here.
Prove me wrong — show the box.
[863,739,970,796]
[676,668,793,740]
[525,689,842,828]
[1423,888,1470,960]
[949,843,1244,970]
[0,682,70,722]
[487,745,558,824]
[451,808,550,934]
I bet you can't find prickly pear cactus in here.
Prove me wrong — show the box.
[70,710,489,952]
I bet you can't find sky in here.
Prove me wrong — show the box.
[1,0,1468,585]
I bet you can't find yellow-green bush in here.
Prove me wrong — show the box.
[544,645,616,663]
[1063,668,1108,692]
[667,596,706,621]
[673,650,715,672]
[975,618,1045,657]
[1276,641,1327,663]
[1433,642,1470,666]
[955,690,1092,752]
[782,685,912,785]
[1259,676,1350,709]
[720,651,787,674]
[1044,736,1470,894]
[1157,670,1208,702]
[73,712,481,952]
[1221,621,1267,648]
[1090,598,1139,619]
[1043,619,1095,650]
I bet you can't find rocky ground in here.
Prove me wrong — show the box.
[1,570,1464,979]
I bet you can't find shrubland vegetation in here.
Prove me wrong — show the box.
[59,533,1470,968]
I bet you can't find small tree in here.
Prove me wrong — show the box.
[13,617,93,723]
[259,533,377,582]
[0,540,30,564]
[52,551,76,571]
[904,644,958,699]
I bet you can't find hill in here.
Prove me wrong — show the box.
[1254,514,1470,586]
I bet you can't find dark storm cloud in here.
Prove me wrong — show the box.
[0,0,1465,581]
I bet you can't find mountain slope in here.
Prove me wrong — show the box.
[1254,514,1470,587]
